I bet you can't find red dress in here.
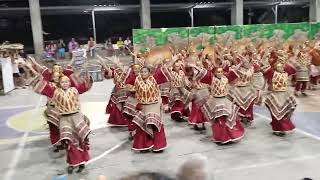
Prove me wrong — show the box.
[195,69,245,144]
[166,69,191,121]
[32,73,92,166]
[263,65,297,133]
[125,66,169,151]
[228,65,260,121]
[104,68,130,126]
[188,81,208,125]
[38,66,74,146]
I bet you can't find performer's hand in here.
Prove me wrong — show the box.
[136,103,143,110]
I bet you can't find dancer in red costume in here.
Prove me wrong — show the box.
[28,56,75,152]
[228,55,261,127]
[159,59,171,113]
[192,65,245,144]
[263,56,297,136]
[309,42,320,90]
[31,70,92,174]
[188,61,208,131]
[124,64,169,152]
[122,64,142,138]
[292,49,311,96]
[98,56,130,127]
[166,60,191,122]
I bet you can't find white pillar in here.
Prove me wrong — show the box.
[310,0,320,22]
[189,8,194,27]
[140,0,151,28]
[231,0,243,25]
[92,10,97,42]
[28,0,44,57]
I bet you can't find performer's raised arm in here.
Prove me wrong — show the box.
[30,73,56,98]
[69,70,93,94]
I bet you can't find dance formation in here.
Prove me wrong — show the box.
[9,38,319,174]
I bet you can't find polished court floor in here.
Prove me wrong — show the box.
[0,79,320,180]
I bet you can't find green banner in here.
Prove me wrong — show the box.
[132,22,320,63]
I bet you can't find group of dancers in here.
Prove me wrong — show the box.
[17,38,320,174]
[99,39,320,153]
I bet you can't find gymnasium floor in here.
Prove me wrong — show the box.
[0,79,319,180]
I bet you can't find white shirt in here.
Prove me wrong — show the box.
[124,40,131,46]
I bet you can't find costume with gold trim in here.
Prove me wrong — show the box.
[31,73,92,166]
[194,68,245,144]
[228,66,261,121]
[263,64,297,132]
[125,65,168,151]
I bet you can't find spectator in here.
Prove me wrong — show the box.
[87,37,96,58]
[117,37,125,55]
[45,41,57,61]
[105,38,113,56]
[10,51,26,88]
[68,38,79,58]
[124,37,132,48]
[117,37,124,48]
[57,39,66,59]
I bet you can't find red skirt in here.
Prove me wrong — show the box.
[162,96,169,105]
[132,124,167,151]
[67,143,90,166]
[48,122,60,145]
[170,101,189,120]
[211,116,245,144]
[107,104,128,126]
[188,101,207,125]
[105,99,114,114]
[238,102,254,121]
[270,115,295,132]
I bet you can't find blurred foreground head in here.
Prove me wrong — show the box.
[177,154,212,180]
[120,172,174,180]
[96,175,107,180]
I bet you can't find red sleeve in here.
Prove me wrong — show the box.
[125,68,137,85]
[224,69,238,82]
[263,66,274,81]
[69,73,93,94]
[284,64,296,76]
[31,75,55,98]
[63,67,73,77]
[152,66,169,84]
[253,63,260,73]
[41,68,51,81]
[223,65,229,72]
[197,69,212,84]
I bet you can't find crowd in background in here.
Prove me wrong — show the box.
[44,36,133,61]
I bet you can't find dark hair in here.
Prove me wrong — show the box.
[302,178,313,180]
[141,66,151,72]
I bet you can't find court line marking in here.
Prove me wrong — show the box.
[254,112,320,141]
[3,96,44,180]
[86,139,128,164]
[0,104,38,110]
[53,139,128,178]
[214,153,320,174]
